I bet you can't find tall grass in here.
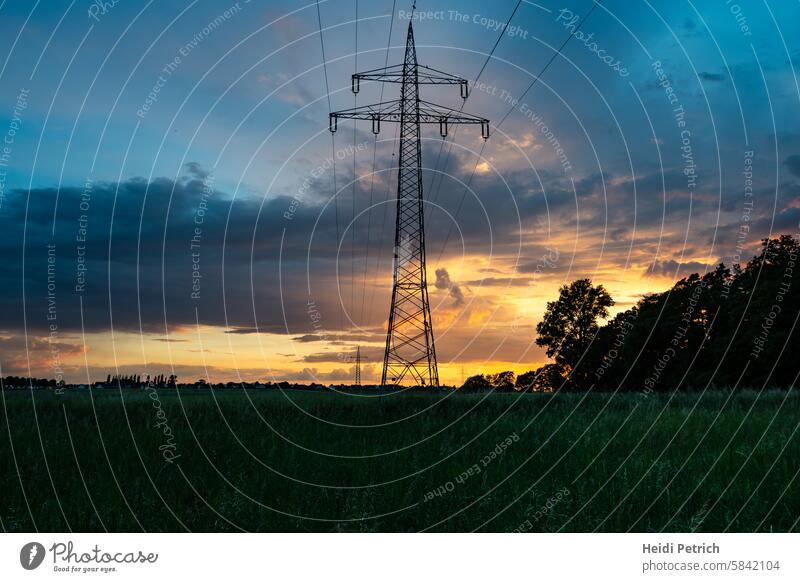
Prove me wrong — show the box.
[1,388,797,532]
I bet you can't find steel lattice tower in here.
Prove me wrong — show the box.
[354,346,362,386]
[331,22,489,386]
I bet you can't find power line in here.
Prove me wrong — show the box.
[434,139,488,265]
[474,0,524,88]
[497,1,600,129]
[351,0,358,320]
[428,0,524,208]
[364,124,399,328]
[359,0,397,324]
[435,0,601,264]
[314,0,341,327]
[315,0,333,114]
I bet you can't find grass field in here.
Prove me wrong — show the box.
[1,388,798,532]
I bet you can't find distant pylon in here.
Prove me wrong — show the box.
[354,346,362,386]
[330,22,489,387]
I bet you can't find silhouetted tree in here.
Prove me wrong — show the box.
[537,235,800,392]
[460,374,491,392]
[536,278,614,382]
[515,364,568,392]
[486,371,515,391]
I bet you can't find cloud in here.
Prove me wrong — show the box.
[3,136,800,381]
[224,328,263,334]
[644,259,714,278]
[292,331,381,344]
[5,159,794,344]
[0,335,85,376]
[299,345,381,364]
[300,352,350,363]
[435,268,465,307]
[292,334,326,343]
[698,72,725,82]
[0,168,383,338]
[465,277,533,287]
[784,155,800,178]
[183,162,210,180]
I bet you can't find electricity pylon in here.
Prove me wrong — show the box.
[354,346,361,386]
[331,22,489,387]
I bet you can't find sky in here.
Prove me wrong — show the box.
[0,0,799,385]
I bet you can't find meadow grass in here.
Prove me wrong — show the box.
[1,388,798,532]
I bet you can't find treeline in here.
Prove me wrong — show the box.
[2,378,379,391]
[1,376,62,388]
[2,374,178,389]
[464,234,799,393]
[104,373,177,388]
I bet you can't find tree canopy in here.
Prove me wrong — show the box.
[535,278,614,371]
[511,235,800,393]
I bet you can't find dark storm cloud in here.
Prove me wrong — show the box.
[0,168,357,336]
[4,139,799,343]
[4,152,792,342]
[4,159,562,339]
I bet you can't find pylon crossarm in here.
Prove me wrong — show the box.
[330,100,490,138]
[417,100,487,124]
[352,63,468,89]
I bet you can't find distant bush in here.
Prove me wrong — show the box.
[460,371,516,392]
[515,364,568,392]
